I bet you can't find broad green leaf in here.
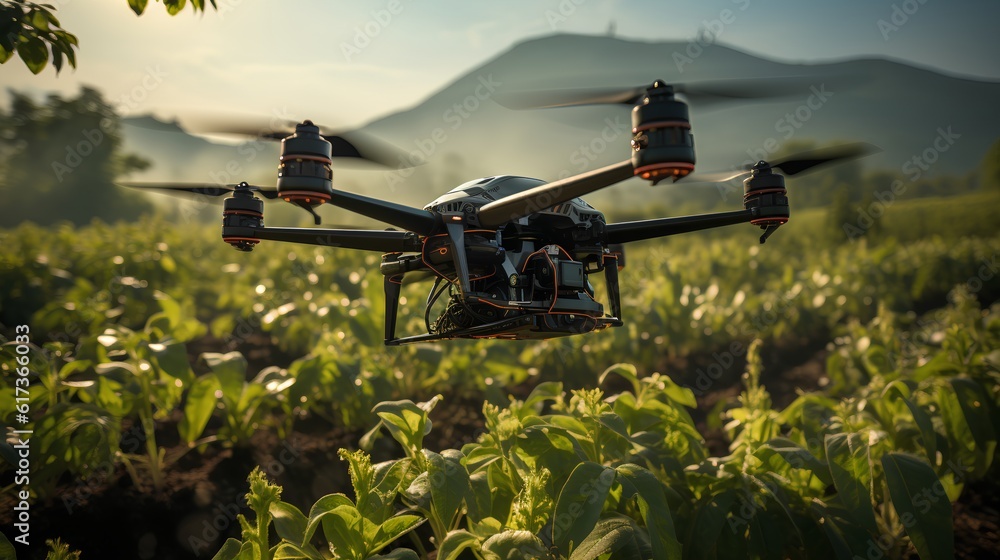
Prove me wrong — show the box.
[514,425,586,480]
[437,530,481,560]
[758,438,833,485]
[301,493,354,545]
[551,462,615,554]
[599,363,641,395]
[687,489,739,560]
[655,374,698,408]
[180,374,219,443]
[211,538,243,560]
[0,532,14,560]
[481,530,548,560]
[824,433,877,533]
[950,377,997,474]
[520,381,564,416]
[371,515,424,553]
[881,453,954,560]
[146,338,193,382]
[369,549,420,560]
[912,351,958,380]
[569,516,639,560]
[426,450,470,531]
[128,0,149,15]
[273,541,321,559]
[887,386,938,463]
[318,505,369,559]
[270,501,309,545]
[747,506,797,560]
[17,34,48,74]
[372,399,432,455]
[810,500,873,560]
[615,463,681,559]
[164,0,188,16]
[202,352,247,407]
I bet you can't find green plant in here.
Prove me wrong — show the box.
[75,295,201,490]
[212,462,424,560]
[189,351,296,446]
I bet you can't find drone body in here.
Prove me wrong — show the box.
[124,79,875,345]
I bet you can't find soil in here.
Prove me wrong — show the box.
[2,335,997,559]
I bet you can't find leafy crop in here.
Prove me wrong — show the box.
[1,209,997,557]
[201,302,997,559]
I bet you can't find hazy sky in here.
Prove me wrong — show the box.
[3,0,998,127]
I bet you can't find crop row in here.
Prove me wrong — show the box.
[205,291,998,559]
[1,286,996,558]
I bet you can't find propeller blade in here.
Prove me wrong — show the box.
[673,77,813,105]
[770,142,881,176]
[181,111,314,139]
[164,111,419,168]
[677,142,881,185]
[496,77,816,110]
[676,170,748,184]
[118,182,280,199]
[496,85,647,109]
[325,130,418,168]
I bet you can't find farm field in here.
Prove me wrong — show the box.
[1,193,998,559]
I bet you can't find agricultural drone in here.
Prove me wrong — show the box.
[123,79,875,345]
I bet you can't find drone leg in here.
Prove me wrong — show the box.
[443,214,472,297]
[604,255,624,327]
[759,224,781,244]
[383,276,401,344]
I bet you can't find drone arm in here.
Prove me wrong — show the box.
[225,225,422,252]
[477,160,634,228]
[326,188,439,235]
[605,209,755,244]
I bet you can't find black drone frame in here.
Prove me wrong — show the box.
[123,79,875,345]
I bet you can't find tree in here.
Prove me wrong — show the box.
[0,0,216,75]
[979,137,1000,193]
[0,87,152,226]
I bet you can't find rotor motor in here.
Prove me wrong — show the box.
[743,163,789,227]
[631,81,696,183]
[277,121,335,207]
[221,186,264,252]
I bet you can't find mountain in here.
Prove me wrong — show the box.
[123,34,1000,214]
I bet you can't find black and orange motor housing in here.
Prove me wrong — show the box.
[743,162,789,227]
[277,121,334,207]
[631,81,696,184]
[222,187,264,252]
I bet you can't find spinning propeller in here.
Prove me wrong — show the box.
[496,76,816,110]
[681,142,881,184]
